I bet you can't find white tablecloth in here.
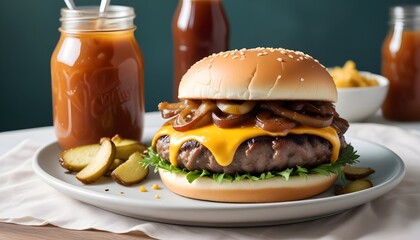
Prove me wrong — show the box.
[1,112,420,239]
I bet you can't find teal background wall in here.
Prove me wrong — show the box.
[0,0,417,131]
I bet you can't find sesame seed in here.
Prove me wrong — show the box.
[277,75,282,80]
[223,54,229,58]
[299,56,304,60]
[232,55,239,59]
[300,78,305,82]
[288,55,294,58]
[277,58,284,62]
[280,50,286,54]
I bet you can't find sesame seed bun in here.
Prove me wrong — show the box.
[158,169,337,203]
[178,47,337,102]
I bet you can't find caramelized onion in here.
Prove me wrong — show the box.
[318,103,335,116]
[158,100,200,119]
[256,111,297,132]
[212,111,250,128]
[172,101,216,131]
[216,100,256,115]
[158,101,183,118]
[261,102,333,128]
[288,101,334,117]
[332,116,349,134]
[159,99,339,132]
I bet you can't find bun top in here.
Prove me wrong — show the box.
[178,47,337,102]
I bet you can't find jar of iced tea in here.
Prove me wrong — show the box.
[381,5,420,121]
[51,6,144,149]
[172,0,229,100]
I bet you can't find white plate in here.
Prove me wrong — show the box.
[32,137,405,227]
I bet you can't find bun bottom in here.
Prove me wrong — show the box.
[158,169,337,203]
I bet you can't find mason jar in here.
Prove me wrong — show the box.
[381,5,420,121]
[51,6,144,149]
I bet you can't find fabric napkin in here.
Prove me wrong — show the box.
[1,124,420,240]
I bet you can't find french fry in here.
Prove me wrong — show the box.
[330,60,378,88]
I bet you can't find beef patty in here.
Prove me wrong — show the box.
[155,134,346,175]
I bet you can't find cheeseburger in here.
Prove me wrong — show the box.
[144,47,358,203]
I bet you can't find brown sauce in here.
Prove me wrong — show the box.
[172,0,229,100]
[381,31,420,121]
[51,30,144,149]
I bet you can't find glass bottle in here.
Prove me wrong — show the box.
[172,0,229,100]
[51,6,144,149]
[381,5,420,121]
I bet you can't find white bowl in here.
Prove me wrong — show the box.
[335,71,389,122]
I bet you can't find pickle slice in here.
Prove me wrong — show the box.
[335,179,373,195]
[76,138,116,184]
[59,144,99,172]
[59,135,146,171]
[111,152,149,186]
[343,165,375,181]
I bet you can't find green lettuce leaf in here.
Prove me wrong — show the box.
[141,144,359,184]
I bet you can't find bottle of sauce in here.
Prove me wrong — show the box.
[172,0,229,100]
[382,5,420,121]
[51,6,144,149]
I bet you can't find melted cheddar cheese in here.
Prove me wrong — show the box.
[152,124,341,168]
